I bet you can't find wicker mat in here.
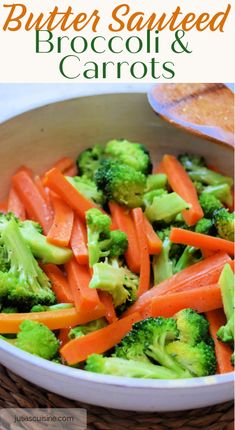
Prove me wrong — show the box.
[0,365,233,430]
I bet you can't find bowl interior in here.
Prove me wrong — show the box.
[0,93,233,199]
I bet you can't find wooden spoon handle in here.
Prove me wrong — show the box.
[148,83,234,147]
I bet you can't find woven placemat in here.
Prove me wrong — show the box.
[0,365,233,430]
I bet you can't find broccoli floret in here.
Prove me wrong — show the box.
[195,218,214,235]
[76,145,105,179]
[214,208,235,242]
[105,139,152,175]
[66,175,105,206]
[85,354,185,379]
[199,193,223,218]
[68,318,107,339]
[145,174,168,192]
[0,214,72,265]
[178,154,206,170]
[86,208,128,266]
[145,193,191,223]
[115,325,151,362]
[175,309,210,345]
[217,264,234,343]
[15,320,59,360]
[143,189,168,208]
[89,262,138,307]
[0,218,55,310]
[30,303,73,312]
[95,159,146,208]
[174,246,202,273]
[166,341,216,377]
[202,184,233,207]
[152,237,173,284]
[193,181,205,194]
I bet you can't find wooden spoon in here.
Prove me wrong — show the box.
[148,83,234,147]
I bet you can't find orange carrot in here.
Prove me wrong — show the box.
[34,175,53,212]
[132,208,150,296]
[66,258,104,317]
[124,252,231,316]
[0,308,89,333]
[163,154,203,226]
[60,312,141,365]
[53,157,75,174]
[70,216,88,265]
[58,328,70,347]
[229,260,235,272]
[47,194,74,247]
[0,199,8,213]
[144,216,162,254]
[201,248,216,258]
[99,291,118,324]
[42,263,74,304]
[109,202,140,273]
[65,165,78,177]
[12,170,53,234]
[15,165,33,177]
[149,284,222,318]
[206,310,234,374]
[44,168,97,222]
[170,228,234,257]
[8,187,26,220]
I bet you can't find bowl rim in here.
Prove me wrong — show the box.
[0,92,234,390]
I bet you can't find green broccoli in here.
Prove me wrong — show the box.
[145,192,191,223]
[201,184,233,207]
[76,145,105,179]
[214,208,235,242]
[85,354,184,379]
[174,246,202,273]
[30,303,73,312]
[143,189,168,207]
[178,154,233,187]
[195,218,214,235]
[217,264,234,343]
[86,208,128,267]
[152,236,173,284]
[104,139,152,175]
[199,193,223,218]
[1,306,18,313]
[66,175,105,206]
[114,324,151,362]
[89,261,138,307]
[174,308,210,345]
[15,320,59,360]
[166,340,216,377]
[68,318,107,339]
[145,174,168,192]
[0,214,72,265]
[0,218,55,310]
[95,159,146,208]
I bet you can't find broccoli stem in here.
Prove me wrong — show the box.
[189,168,233,187]
[217,264,234,342]
[146,174,168,191]
[202,184,233,207]
[20,221,72,265]
[174,246,202,273]
[152,238,173,284]
[145,193,190,223]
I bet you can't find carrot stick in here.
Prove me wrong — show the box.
[8,187,26,220]
[144,216,162,254]
[206,310,234,374]
[66,258,104,317]
[229,260,235,272]
[99,291,118,324]
[44,168,98,222]
[0,308,89,334]
[70,216,89,265]
[15,165,33,177]
[0,199,8,213]
[58,328,70,347]
[132,208,150,296]
[170,228,234,257]
[12,170,53,234]
[149,284,222,318]
[60,312,141,365]
[201,248,216,258]
[34,175,53,213]
[42,263,74,304]
[47,195,74,247]
[65,165,78,177]
[123,252,231,316]
[109,202,140,273]
[163,155,203,226]
[53,157,76,174]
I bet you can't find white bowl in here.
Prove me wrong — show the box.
[0,93,234,411]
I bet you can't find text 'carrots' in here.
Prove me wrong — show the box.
[132,208,150,297]
[163,155,203,226]
[42,263,74,304]
[47,194,74,247]
[170,228,234,257]
[70,216,89,265]
[149,284,222,318]
[8,187,26,220]
[206,310,234,374]
[60,312,141,365]
[109,202,140,273]
[124,252,231,316]
[44,168,97,222]
[12,170,53,234]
